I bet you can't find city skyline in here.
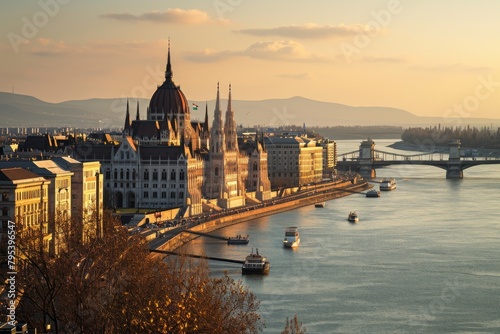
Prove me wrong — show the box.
[1,0,500,120]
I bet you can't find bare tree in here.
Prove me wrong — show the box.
[13,210,265,333]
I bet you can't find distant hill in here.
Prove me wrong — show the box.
[1,92,499,128]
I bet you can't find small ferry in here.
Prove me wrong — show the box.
[366,189,381,198]
[348,211,359,223]
[315,202,325,208]
[283,227,300,248]
[380,178,397,191]
[242,249,270,275]
[227,234,249,245]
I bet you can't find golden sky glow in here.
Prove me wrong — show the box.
[1,0,499,119]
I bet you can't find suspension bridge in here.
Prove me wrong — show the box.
[336,139,500,179]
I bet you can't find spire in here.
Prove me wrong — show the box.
[165,38,173,82]
[123,98,131,136]
[214,82,220,113]
[227,83,233,112]
[202,101,210,134]
[224,84,238,152]
[210,82,225,154]
[136,100,140,120]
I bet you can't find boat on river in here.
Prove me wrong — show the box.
[315,202,325,208]
[283,227,300,248]
[366,189,381,197]
[242,249,270,275]
[227,234,249,245]
[380,178,397,191]
[348,211,359,223]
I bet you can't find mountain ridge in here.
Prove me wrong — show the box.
[1,92,499,129]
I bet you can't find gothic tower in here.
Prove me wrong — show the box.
[123,99,131,137]
[224,84,238,152]
[249,131,272,201]
[203,84,245,208]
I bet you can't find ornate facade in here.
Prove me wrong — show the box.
[74,43,271,216]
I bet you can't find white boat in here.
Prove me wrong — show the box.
[380,178,397,191]
[348,211,359,223]
[315,202,325,208]
[283,227,300,248]
[242,249,270,275]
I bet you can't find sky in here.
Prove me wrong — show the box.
[1,0,500,120]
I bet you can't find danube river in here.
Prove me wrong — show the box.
[180,140,500,333]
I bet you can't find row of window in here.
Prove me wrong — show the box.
[109,183,185,189]
[84,170,98,178]
[105,169,185,181]
[15,189,47,201]
[56,179,70,189]
[143,191,184,199]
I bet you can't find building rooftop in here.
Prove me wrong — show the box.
[264,136,305,146]
[0,161,73,177]
[0,167,48,183]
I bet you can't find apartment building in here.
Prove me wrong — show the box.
[0,168,51,260]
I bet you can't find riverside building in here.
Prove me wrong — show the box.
[74,43,271,214]
[0,167,51,260]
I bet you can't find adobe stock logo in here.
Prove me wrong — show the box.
[7,0,71,54]
[340,0,403,63]
[443,74,499,121]
[213,0,243,20]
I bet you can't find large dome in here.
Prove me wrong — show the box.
[148,46,189,119]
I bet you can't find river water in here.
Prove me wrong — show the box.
[181,140,500,333]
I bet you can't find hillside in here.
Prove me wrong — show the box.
[1,92,499,128]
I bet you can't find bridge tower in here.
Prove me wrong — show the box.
[359,139,376,178]
[446,139,463,179]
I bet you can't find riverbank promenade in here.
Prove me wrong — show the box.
[149,175,370,255]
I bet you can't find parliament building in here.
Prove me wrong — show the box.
[74,45,271,216]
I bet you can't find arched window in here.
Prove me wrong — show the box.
[126,169,130,179]
[161,169,167,180]
[114,169,118,179]
[144,169,149,180]
[179,169,185,181]
[170,169,176,181]
[120,169,124,179]
[253,161,258,171]
[105,169,110,180]
[152,169,158,180]
[215,167,219,176]
[132,169,136,180]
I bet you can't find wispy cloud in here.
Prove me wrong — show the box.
[27,38,74,56]
[360,55,408,63]
[185,40,328,63]
[101,8,224,25]
[277,72,312,80]
[244,40,325,61]
[23,38,167,57]
[184,48,236,62]
[410,63,491,72]
[234,23,379,39]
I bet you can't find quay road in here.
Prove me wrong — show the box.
[149,175,371,255]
